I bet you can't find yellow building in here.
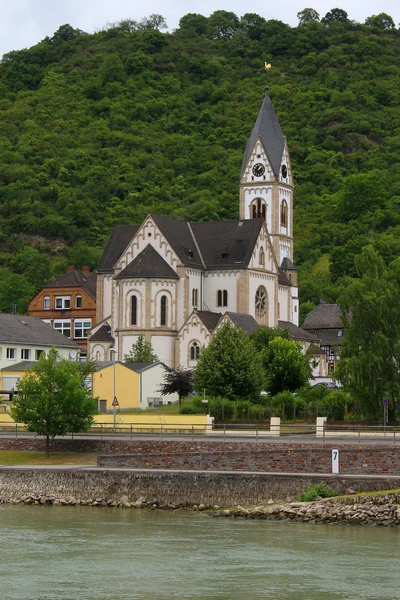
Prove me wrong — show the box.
[92,361,179,412]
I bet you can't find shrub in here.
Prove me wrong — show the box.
[299,484,338,502]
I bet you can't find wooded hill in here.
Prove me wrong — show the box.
[0,10,399,318]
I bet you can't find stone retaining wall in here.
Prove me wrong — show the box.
[0,468,399,509]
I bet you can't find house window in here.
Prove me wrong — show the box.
[54,320,71,338]
[35,350,44,360]
[44,297,50,310]
[131,296,137,325]
[76,296,82,309]
[338,330,343,337]
[328,363,335,374]
[280,200,288,227]
[160,295,167,326]
[21,349,30,360]
[217,290,228,307]
[6,348,15,359]
[55,296,71,310]
[190,342,200,361]
[259,248,265,266]
[192,288,198,308]
[74,320,92,339]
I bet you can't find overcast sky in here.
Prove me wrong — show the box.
[1,0,399,58]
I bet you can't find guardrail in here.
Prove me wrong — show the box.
[0,421,400,444]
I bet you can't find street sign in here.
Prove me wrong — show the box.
[112,396,119,407]
[383,397,389,406]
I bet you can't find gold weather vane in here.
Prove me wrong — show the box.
[264,62,272,87]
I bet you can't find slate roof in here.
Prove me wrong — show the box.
[97,217,266,273]
[241,89,286,179]
[311,329,345,345]
[281,257,297,271]
[278,269,292,286]
[45,269,97,298]
[195,310,222,332]
[97,225,140,272]
[0,313,79,348]
[89,323,114,343]
[278,320,319,342]
[225,312,259,335]
[190,219,263,269]
[116,245,179,280]
[302,304,344,330]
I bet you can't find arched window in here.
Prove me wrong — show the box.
[131,295,137,325]
[190,341,200,361]
[217,290,228,307]
[280,200,288,227]
[252,198,266,220]
[192,288,198,308]
[255,286,268,325]
[160,295,167,326]
[259,248,265,266]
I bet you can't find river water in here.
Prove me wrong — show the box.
[1,505,400,600]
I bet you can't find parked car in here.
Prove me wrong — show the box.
[310,381,339,390]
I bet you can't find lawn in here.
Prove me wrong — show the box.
[0,451,98,466]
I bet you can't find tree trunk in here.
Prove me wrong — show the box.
[45,435,50,458]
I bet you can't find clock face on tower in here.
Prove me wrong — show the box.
[252,163,265,177]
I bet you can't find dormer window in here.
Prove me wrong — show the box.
[187,248,194,260]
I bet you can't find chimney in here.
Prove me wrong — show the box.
[67,265,75,272]
[81,266,89,276]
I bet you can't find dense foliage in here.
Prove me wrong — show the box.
[0,10,399,313]
[11,348,97,455]
[158,366,194,409]
[336,246,400,420]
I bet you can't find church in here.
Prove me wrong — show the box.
[89,87,301,368]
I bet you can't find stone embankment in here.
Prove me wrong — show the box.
[215,493,400,527]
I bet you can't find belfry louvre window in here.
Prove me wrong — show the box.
[280,200,288,227]
[217,290,228,307]
[160,295,167,326]
[192,288,198,307]
[131,296,137,325]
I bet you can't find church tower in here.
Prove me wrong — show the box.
[239,87,293,266]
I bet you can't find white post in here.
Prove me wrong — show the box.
[332,449,339,473]
[270,417,280,437]
[316,416,327,438]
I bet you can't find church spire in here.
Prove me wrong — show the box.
[240,87,286,180]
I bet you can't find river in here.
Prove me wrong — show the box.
[1,505,400,599]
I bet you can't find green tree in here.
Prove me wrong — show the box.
[297,8,320,25]
[158,366,194,410]
[336,246,400,420]
[194,322,264,400]
[11,348,97,456]
[124,335,158,363]
[321,8,349,26]
[365,13,395,29]
[261,337,312,395]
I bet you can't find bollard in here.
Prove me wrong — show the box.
[15,423,18,439]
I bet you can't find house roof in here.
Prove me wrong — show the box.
[152,214,204,268]
[88,323,114,343]
[116,245,179,280]
[93,360,163,373]
[302,304,344,330]
[97,225,140,272]
[2,361,39,372]
[278,320,319,342]
[311,329,345,345]
[195,310,222,332]
[45,269,97,298]
[225,312,259,335]
[241,89,286,179]
[0,313,79,349]
[281,257,297,271]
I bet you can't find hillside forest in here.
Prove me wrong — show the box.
[0,9,399,318]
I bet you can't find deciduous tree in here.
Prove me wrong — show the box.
[124,335,158,363]
[158,366,194,410]
[11,348,97,456]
